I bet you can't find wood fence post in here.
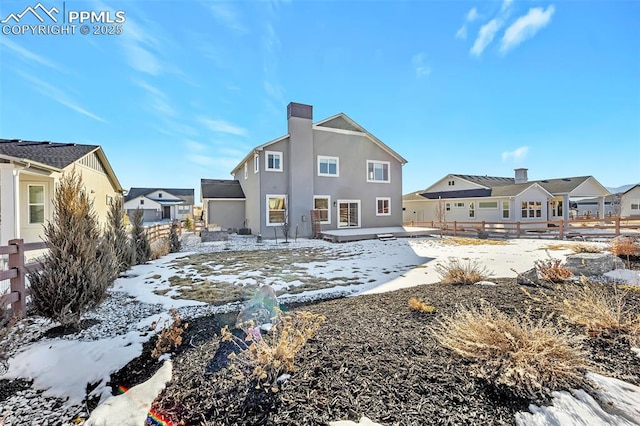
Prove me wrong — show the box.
[8,239,26,318]
[559,220,564,239]
[615,217,620,237]
[453,221,457,237]
[516,222,521,238]
[481,221,486,232]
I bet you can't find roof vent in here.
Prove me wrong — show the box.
[562,178,571,182]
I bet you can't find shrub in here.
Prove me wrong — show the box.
[535,257,573,283]
[221,311,326,392]
[105,196,132,273]
[29,169,118,329]
[151,309,188,359]
[610,237,638,268]
[169,220,181,253]
[183,216,194,232]
[571,243,603,254]
[435,258,493,285]
[431,302,589,400]
[408,297,436,314]
[150,239,170,260]
[130,208,151,265]
[561,279,640,341]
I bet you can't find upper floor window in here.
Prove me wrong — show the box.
[318,156,339,177]
[366,160,390,183]
[158,193,162,198]
[254,154,259,173]
[244,162,248,179]
[448,180,455,186]
[265,151,283,172]
[28,184,45,224]
[140,199,145,205]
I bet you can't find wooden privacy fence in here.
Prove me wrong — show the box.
[404,217,640,239]
[0,239,46,318]
[144,220,204,245]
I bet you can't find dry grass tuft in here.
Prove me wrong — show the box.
[408,297,436,314]
[221,310,326,392]
[430,302,589,400]
[571,243,604,254]
[541,243,574,251]
[440,237,507,246]
[535,257,573,283]
[435,258,493,285]
[151,309,188,359]
[560,279,640,342]
[150,239,170,260]
[610,237,639,268]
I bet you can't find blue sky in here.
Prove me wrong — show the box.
[1,0,638,200]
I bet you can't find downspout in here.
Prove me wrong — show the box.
[13,161,31,239]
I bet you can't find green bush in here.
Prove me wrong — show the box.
[130,208,151,265]
[105,196,132,273]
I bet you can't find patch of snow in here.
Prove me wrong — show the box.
[604,269,640,286]
[329,416,384,426]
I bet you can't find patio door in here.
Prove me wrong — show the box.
[338,200,360,228]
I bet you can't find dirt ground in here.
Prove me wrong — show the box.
[111,275,640,426]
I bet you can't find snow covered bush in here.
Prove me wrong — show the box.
[29,169,118,329]
[431,302,589,401]
[104,195,132,273]
[130,208,151,265]
[435,258,493,285]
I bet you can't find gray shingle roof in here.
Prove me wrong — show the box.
[125,188,195,205]
[201,179,245,199]
[0,138,98,169]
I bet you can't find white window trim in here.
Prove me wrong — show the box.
[376,197,391,216]
[317,155,339,177]
[337,199,361,229]
[502,201,510,219]
[631,199,640,210]
[313,195,331,224]
[244,162,248,179]
[468,201,475,219]
[254,153,259,173]
[27,184,46,225]
[366,160,390,183]
[453,202,465,208]
[445,202,451,212]
[265,150,283,172]
[266,194,287,226]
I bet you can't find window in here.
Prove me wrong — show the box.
[265,151,283,172]
[313,196,330,224]
[366,160,390,183]
[376,197,391,216]
[158,193,162,198]
[244,162,248,179]
[106,195,113,206]
[521,201,542,218]
[448,180,455,186]
[140,199,144,205]
[631,200,640,210]
[502,201,509,219]
[469,202,475,218]
[478,201,498,209]
[318,156,339,177]
[338,200,360,228]
[266,195,287,226]
[178,205,190,214]
[28,185,45,224]
[454,202,465,208]
[254,154,259,173]
[445,202,451,212]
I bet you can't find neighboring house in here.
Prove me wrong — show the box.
[575,184,640,218]
[124,188,194,223]
[0,138,123,245]
[201,179,246,231]
[403,168,610,226]
[202,102,407,238]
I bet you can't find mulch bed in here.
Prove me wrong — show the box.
[109,276,640,426]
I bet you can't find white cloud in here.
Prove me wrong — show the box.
[411,52,432,79]
[17,72,107,123]
[198,117,248,137]
[501,146,529,162]
[208,2,248,34]
[0,38,63,72]
[135,80,175,117]
[470,18,503,56]
[500,6,555,54]
[455,7,479,40]
[501,0,514,13]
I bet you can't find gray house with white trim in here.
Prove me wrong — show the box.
[201,102,407,238]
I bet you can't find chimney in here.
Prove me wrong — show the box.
[514,168,528,184]
[287,102,313,121]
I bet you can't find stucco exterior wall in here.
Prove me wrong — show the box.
[206,199,245,230]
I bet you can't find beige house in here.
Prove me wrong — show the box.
[574,184,640,218]
[404,168,611,227]
[0,139,123,245]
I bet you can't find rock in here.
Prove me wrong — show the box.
[565,253,625,276]
[200,230,230,242]
[475,281,497,286]
[517,268,540,286]
[236,285,281,330]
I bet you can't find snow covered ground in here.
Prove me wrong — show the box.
[1,234,639,425]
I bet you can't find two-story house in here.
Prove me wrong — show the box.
[201,102,407,238]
